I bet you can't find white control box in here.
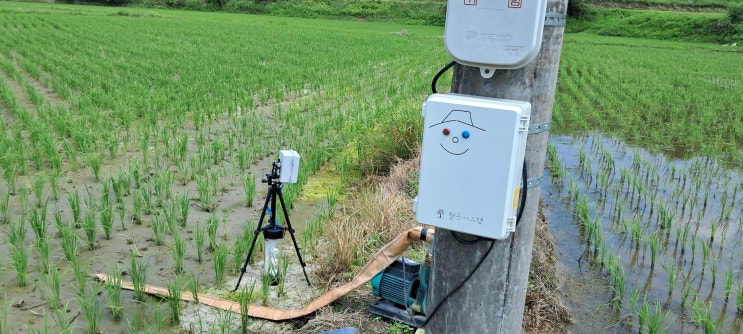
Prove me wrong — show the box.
[444,0,548,69]
[279,150,300,184]
[415,94,530,240]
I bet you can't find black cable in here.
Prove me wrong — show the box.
[517,161,528,223]
[421,161,529,328]
[450,230,485,244]
[431,61,456,94]
[420,238,495,329]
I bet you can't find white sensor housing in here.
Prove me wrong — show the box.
[444,0,548,69]
[415,94,530,239]
[279,150,300,184]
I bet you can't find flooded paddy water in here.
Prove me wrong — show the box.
[544,132,743,333]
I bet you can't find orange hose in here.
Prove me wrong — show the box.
[96,226,434,321]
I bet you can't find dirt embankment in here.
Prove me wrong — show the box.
[306,157,571,333]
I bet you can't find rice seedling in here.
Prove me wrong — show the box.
[647,232,659,269]
[36,235,51,274]
[176,192,189,226]
[38,264,62,309]
[691,299,715,333]
[172,229,186,274]
[87,152,103,182]
[700,237,709,267]
[28,203,48,242]
[9,218,28,287]
[117,199,127,231]
[153,170,172,208]
[132,188,143,224]
[232,235,249,274]
[303,216,322,255]
[82,210,97,251]
[680,276,694,308]
[325,189,339,219]
[607,255,626,307]
[71,258,90,297]
[196,174,212,211]
[260,269,273,305]
[166,277,183,325]
[662,260,678,294]
[0,192,9,224]
[129,159,143,189]
[637,299,669,334]
[33,173,45,207]
[110,176,123,205]
[195,221,206,263]
[163,200,180,234]
[187,272,200,303]
[51,302,73,334]
[214,309,236,334]
[238,281,257,332]
[3,166,18,195]
[242,173,256,207]
[213,244,228,287]
[724,269,733,302]
[277,253,291,297]
[77,282,103,334]
[69,190,82,228]
[59,223,79,262]
[629,217,645,250]
[101,186,113,240]
[207,213,219,252]
[130,255,148,302]
[17,186,29,211]
[151,214,166,246]
[104,266,124,320]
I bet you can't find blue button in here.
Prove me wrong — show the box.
[462,130,470,139]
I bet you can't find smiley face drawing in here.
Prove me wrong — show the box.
[429,109,485,156]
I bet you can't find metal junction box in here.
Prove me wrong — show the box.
[444,0,548,69]
[415,94,530,240]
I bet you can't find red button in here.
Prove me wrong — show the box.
[443,128,450,135]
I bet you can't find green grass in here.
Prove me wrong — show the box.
[554,34,743,160]
[2,1,740,333]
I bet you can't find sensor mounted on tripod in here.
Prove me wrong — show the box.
[234,150,310,291]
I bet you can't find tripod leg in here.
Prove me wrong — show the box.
[276,189,311,286]
[233,187,273,292]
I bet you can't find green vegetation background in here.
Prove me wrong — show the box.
[53,0,743,44]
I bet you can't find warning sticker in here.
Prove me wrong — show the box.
[464,0,477,5]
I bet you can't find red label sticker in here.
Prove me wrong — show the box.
[464,0,477,5]
[508,0,522,8]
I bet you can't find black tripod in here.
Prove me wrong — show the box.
[234,161,311,291]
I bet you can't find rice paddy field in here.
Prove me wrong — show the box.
[1,1,743,333]
[0,2,442,332]
[548,34,743,333]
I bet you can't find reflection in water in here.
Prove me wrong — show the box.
[545,133,743,333]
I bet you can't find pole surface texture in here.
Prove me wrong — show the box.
[426,0,568,332]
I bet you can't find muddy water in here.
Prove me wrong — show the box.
[545,133,743,333]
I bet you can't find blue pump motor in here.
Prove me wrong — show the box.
[369,257,428,327]
[371,257,420,307]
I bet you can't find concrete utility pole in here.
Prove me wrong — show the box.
[426,0,568,333]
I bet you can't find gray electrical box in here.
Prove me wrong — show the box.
[415,94,530,239]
